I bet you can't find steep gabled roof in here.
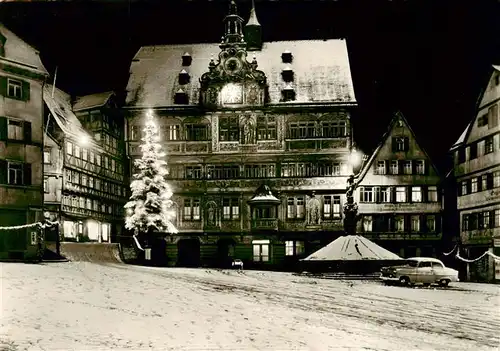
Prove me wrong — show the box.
[449,65,500,152]
[43,84,95,144]
[126,39,356,107]
[73,91,115,112]
[356,110,441,183]
[0,23,48,75]
[449,120,473,151]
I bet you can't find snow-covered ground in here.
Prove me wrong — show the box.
[1,262,499,351]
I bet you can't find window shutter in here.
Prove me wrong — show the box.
[435,214,441,233]
[477,176,482,192]
[0,159,7,184]
[0,116,7,140]
[422,185,428,202]
[391,187,397,203]
[407,186,412,203]
[404,137,410,151]
[22,80,30,101]
[424,160,429,175]
[24,163,31,185]
[404,215,410,233]
[391,137,397,152]
[398,160,404,175]
[490,105,498,128]
[420,215,426,233]
[0,76,7,96]
[411,160,416,175]
[466,179,471,194]
[487,173,494,189]
[23,121,32,143]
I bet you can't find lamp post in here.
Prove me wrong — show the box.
[343,147,366,237]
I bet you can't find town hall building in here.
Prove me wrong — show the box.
[123,1,359,268]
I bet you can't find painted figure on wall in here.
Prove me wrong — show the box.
[306,196,321,225]
[207,202,217,227]
[242,118,255,144]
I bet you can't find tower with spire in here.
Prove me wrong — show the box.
[221,0,246,48]
[244,0,262,51]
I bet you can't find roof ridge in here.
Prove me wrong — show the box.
[357,110,441,183]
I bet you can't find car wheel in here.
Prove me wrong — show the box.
[439,279,450,287]
[399,276,410,286]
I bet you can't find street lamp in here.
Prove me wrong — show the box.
[343,146,366,236]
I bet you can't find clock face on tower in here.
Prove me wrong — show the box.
[221,83,243,104]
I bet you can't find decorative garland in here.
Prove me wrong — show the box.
[132,234,145,251]
[443,244,500,263]
[456,249,500,263]
[443,244,458,256]
[0,220,59,231]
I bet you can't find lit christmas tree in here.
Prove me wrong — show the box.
[124,110,178,242]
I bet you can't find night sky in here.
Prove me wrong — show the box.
[1,0,499,172]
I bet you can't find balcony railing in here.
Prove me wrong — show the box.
[252,218,279,231]
[361,232,442,240]
[62,205,119,221]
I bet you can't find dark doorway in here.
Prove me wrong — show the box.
[217,239,235,268]
[151,237,167,266]
[177,239,201,267]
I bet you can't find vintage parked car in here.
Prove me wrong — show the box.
[380,257,459,287]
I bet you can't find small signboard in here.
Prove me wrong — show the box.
[145,248,152,261]
[494,238,500,248]
[31,231,37,245]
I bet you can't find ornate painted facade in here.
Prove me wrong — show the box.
[449,65,500,283]
[124,1,358,268]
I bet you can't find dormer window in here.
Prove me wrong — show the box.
[281,50,293,63]
[178,69,190,85]
[182,52,192,66]
[174,89,189,104]
[281,66,294,82]
[282,84,295,102]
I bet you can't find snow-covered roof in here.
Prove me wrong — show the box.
[0,23,48,75]
[73,91,115,112]
[126,39,356,107]
[246,3,261,27]
[248,184,281,204]
[302,235,403,261]
[406,257,443,263]
[356,111,440,183]
[44,84,95,144]
[449,121,473,151]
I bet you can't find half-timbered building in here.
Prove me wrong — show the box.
[123,1,358,268]
[355,112,444,258]
[43,85,127,243]
[72,91,128,242]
